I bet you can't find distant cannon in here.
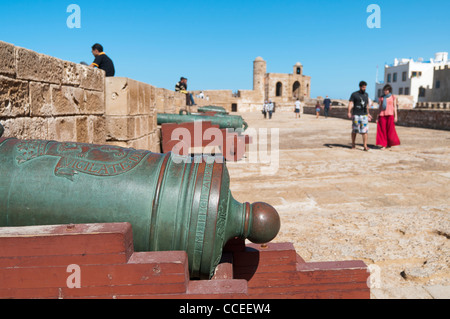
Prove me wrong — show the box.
[158,112,251,160]
[197,105,229,115]
[157,113,248,131]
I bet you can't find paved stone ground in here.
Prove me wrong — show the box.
[227,111,450,299]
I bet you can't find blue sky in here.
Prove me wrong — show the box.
[1,0,449,99]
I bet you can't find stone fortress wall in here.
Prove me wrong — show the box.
[190,57,312,113]
[303,98,450,131]
[1,40,449,152]
[0,41,186,153]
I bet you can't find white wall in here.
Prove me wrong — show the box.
[376,58,450,106]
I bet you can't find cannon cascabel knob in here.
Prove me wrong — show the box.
[247,202,281,244]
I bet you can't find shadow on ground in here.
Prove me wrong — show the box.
[324,143,382,150]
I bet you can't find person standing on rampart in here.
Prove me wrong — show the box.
[294,99,302,119]
[323,96,332,118]
[348,81,372,151]
[376,84,401,149]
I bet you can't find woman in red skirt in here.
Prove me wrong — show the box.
[377,84,400,149]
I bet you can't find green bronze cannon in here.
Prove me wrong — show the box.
[197,106,229,114]
[158,113,248,131]
[178,109,238,119]
[0,137,280,279]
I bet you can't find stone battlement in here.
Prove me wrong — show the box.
[303,106,450,131]
[1,41,449,153]
[0,41,186,152]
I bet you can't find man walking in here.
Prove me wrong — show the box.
[262,100,268,119]
[267,100,274,119]
[323,96,332,118]
[294,99,302,119]
[348,81,372,151]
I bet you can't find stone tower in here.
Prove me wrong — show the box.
[253,57,267,95]
[294,62,302,75]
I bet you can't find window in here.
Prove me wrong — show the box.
[393,73,397,82]
[436,80,441,89]
[402,72,407,81]
[387,74,391,83]
[412,71,422,78]
[419,87,426,97]
[404,87,410,95]
[378,89,382,98]
[276,82,283,97]
[296,67,301,75]
[399,88,403,95]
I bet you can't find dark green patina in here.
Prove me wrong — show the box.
[158,113,248,131]
[0,137,280,279]
[197,106,229,114]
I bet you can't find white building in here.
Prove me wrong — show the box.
[375,52,450,107]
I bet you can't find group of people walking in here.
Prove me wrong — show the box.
[262,100,275,119]
[262,80,401,151]
[348,81,400,151]
[314,96,332,119]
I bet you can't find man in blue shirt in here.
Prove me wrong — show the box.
[323,96,332,118]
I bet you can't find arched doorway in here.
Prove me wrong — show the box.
[276,82,283,97]
[293,81,301,98]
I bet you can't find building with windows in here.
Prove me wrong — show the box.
[424,64,450,103]
[375,52,449,107]
[262,60,311,106]
[191,57,311,112]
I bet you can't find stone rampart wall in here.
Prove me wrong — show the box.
[0,41,186,153]
[304,106,450,131]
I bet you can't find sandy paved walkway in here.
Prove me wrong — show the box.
[227,111,450,299]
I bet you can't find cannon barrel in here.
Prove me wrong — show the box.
[197,106,229,114]
[0,137,280,279]
[158,113,248,131]
[179,109,238,119]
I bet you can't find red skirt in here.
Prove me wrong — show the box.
[376,115,400,147]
